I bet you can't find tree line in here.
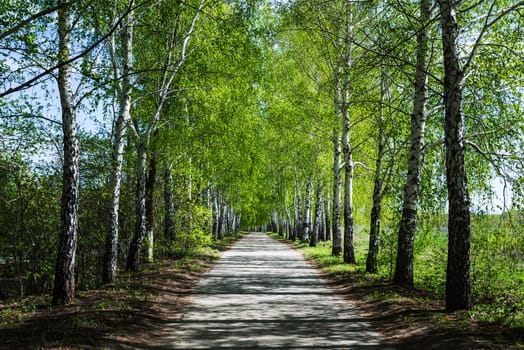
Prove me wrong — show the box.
[1,0,258,304]
[260,0,523,312]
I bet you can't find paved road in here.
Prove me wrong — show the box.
[163,233,394,349]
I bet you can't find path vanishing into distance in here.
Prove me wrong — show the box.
[163,233,395,349]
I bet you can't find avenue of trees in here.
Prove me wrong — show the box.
[1,0,523,317]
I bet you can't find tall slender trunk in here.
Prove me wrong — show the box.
[164,163,175,242]
[231,209,236,234]
[226,206,233,235]
[285,206,292,240]
[126,142,147,271]
[318,194,325,242]
[366,152,384,273]
[212,193,219,238]
[103,12,133,284]
[293,174,301,241]
[310,180,323,247]
[236,213,241,232]
[332,133,342,256]
[145,151,157,262]
[332,40,343,257]
[302,179,312,242]
[325,194,331,241]
[439,0,471,311]
[342,143,355,264]
[217,199,224,240]
[53,1,79,305]
[394,0,431,285]
[342,1,356,264]
[366,65,387,274]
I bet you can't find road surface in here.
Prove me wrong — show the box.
[163,232,394,349]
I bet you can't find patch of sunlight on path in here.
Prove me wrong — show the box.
[163,232,396,349]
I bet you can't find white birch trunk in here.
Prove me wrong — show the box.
[394,0,431,285]
[103,12,133,284]
[126,1,204,268]
[145,152,156,262]
[164,163,176,242]
[342,2,356,264]
[53,0,79,305]
[293,173,302,241]
[302,179,312,242]
[126,143,147,271]
[331,62,343,256]
[324,193,331,241]
[310,180,323,247]
[366,64,387,274]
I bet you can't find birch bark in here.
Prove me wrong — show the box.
[342,1,356,264]
[126,0,204,270]
[293,173,301,241]
[366,66,386,274]
[126,143,147,271]
[145,152,157,262]
[324,196,331,241]
[164,163,176,241]
[302,179,312,242]
[331,63,343,256]
[310,180,323,247]
[439,0,472,311]
[285,206,292,240]
[103,11,133,284]
[53,0,79,305]
[394,0,431,285]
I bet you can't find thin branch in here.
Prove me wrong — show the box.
[463,0,524,73]
[0,0,141,98]
[422,139,444,154]
[0,113,62,126]
[0,1,78,41]
[354,161,371,171]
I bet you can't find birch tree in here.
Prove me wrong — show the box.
[103,5,134,284]
[439,0,472,311]
[310,180,323,247]
[366,64,388,273]
[438,0,524,310]
[126,0,206,271]
[340,0,356,264]
[52,0,79,305]
[394,0,432,285]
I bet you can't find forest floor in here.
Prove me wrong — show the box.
[0,232,522,349]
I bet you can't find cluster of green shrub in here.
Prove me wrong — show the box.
[0,151,222,299]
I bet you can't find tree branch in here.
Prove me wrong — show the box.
[463,0,524,73]
[0,113,62,126]
[0,1,78,41]
[0,0,140,98]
